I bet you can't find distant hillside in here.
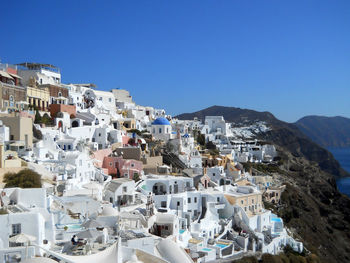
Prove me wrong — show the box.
[176,105,348,177]
[295,116,350,148]
[176,105,278,125]
[176,105,350,262]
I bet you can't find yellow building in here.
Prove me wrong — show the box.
[26,85,50,111]
[224,186,264,217]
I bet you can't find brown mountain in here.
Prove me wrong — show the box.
[295,115,350,148]
[176,105,350,262]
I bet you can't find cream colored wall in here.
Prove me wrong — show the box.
[26,86,50,104]
[4,159,22,168]
[0,144,4,168]
[0,116,33,148]
[225,193,262,209]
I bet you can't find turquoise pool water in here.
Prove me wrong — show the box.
[66,224,83,230]
[215,243,228,249]
[202,248,212,252]
[179,229,185,234]
[271,217,282,222]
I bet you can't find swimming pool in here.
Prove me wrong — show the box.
[59,224,83,230]
[271,217,282,222]
[202,248,212,252]
[179,229,185,234]
[215,243,228,249]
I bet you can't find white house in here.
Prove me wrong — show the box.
[103,178,136,207]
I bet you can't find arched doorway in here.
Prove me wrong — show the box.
[72,120,79,127]
[58,121,63,129]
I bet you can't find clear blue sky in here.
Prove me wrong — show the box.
[1,0,349,122]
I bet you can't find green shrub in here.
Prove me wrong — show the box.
[4,169,42,188]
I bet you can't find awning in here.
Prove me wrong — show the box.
[0,70,14,80]
[9,72,22,79]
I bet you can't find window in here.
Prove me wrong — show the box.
[188,198,191,203]
[177,201,180,206]
[164,226,169,230]
[213,173,215,177]
[241,200,244,205]
[124,173,128,178]
[9,95,14,107]
[131,163,135,168]
[115,162,118,168]
[122,186,127,192]
[194,197,197,203]
[252,199,254,204]
[108,98,112,102]
[58,92,62,97]
[152,128,155,133]
[68,145,71,150]
[159,128,162,133]
[161,201,167,208]
[109,162,113,167]
[217,197,220,202]
[12,224,21,235]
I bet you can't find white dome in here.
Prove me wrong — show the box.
[101,206,118,216]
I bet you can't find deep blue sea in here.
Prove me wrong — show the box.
[328,147,350,197]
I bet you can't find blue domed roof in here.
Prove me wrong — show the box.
[152,117,170,125]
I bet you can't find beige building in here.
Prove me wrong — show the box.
[224,186,263,217]
[0,116,33,148]
[26,85,50,111]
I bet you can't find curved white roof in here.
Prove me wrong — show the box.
[100,206,119,216]
[22,258,57,263]
[55,241,120,263]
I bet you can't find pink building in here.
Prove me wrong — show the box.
[91,148,112,168]
[91,148,143,179]
[103,156,143,179]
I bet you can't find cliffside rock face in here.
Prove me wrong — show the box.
[295,115,350,148]
[272,152,350,263]
[177,105,350,262]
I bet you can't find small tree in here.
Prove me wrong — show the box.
[4,169,42,188]
[197,133,206,146]
[42,113,53,126]
[34,110,42,124]
[205,141,216,150]
[133,173,140,182]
